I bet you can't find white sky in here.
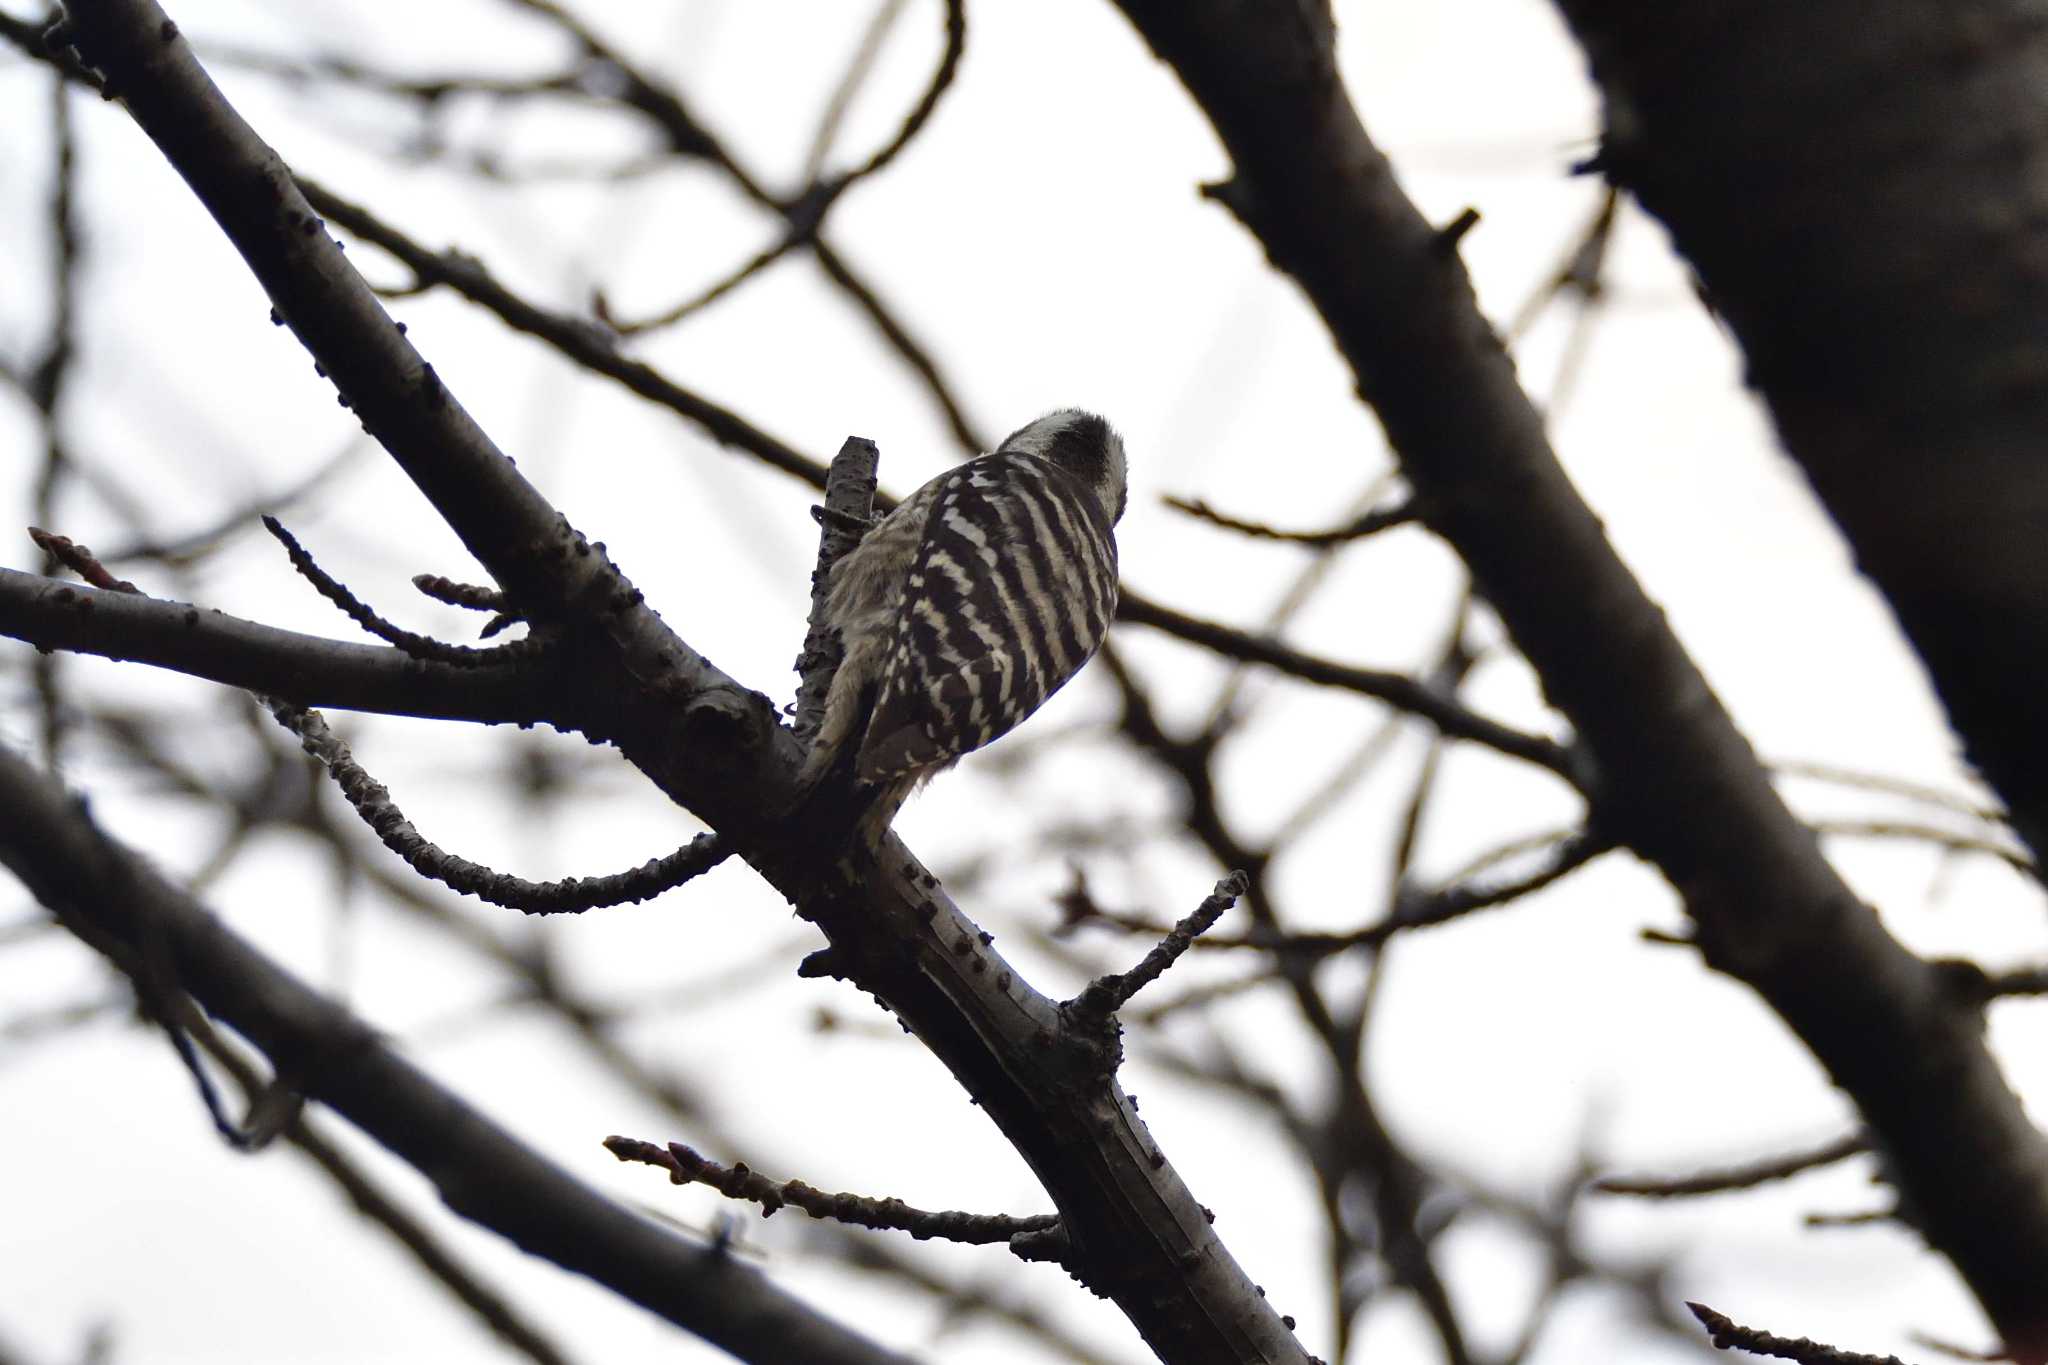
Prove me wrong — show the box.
[3,2,2043,1363]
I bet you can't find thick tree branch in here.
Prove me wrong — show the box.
[0,742,914,1365]
[181,1022,584,1365]
[1106,0,2048,1354]
[1551,3,2048,873]
[43,5,1315,1357]
[0,566,557,723]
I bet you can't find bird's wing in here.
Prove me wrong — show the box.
[856,454,1118,783]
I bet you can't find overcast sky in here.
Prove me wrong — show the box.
[4,3,2043,1363]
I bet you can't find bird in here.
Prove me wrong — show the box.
[799,409,1127,842]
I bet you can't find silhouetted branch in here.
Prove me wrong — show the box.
[269,702,728,912]
[263,517,543,665]
[1164,494,1416,546]
[0,741,911,1365]
[606,1137,1060,1247]
[1069,871,1246,1017]
[1689,1302,1913,1365]
[1595,1133,1866,1199]
[0,567,558,723]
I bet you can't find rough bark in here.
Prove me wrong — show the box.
[1108,0,2048,1355]
[0,745,915,1365]
[1553,1,2048,870]
[35,3,1312,1359]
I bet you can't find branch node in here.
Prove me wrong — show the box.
[263,517,541,666]
[1068,871,1248,1022]
[1434,206,1481,251]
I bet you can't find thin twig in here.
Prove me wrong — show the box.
[1118,593,1580,782]
[1055,833,1612,960]
[1688,1301,1914,1365]
[96,438,364,567]
[1069,872,1247,1017]
[300,179,836,488]
[263,517,542,665]
[1594,1133,1867,1198]
[611,0,966,336]
[268,702,728,913]
[28,527,139,594]
[605,1137,1060,1246]
[494,0,987,450]
[803,0,912,181]
[1164,494,1416,546]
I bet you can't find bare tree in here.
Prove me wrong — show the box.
[3,3,2045,1364]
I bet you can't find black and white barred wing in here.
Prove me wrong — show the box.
[855,453,1120,783]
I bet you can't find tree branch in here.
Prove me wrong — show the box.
[0,742,914,1365]
[1106,0,2048,1353]
[605,1137,1059,1247]
[0,566,557,723]
[39,6,1319,1356]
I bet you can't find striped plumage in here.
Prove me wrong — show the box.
[803,409,1127,837]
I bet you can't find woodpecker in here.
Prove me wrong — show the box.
[801,409,1127,839]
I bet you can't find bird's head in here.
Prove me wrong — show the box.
[996,409,1127,526]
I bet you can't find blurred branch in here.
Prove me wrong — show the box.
[1688,1302,1914,1365]
[1164,494,1416,546]
[497,0,987,450]
[1595,1133,1867,1199]
[803,0,911,181]
[610,0,966,336]
[1813,818,2034,876]
[193,1024,587,1365]
[28,68,80,768]
[1772,759,2006,825]
[95,438,364,567]
[299,179,833,491]
[1105,2,2048,1349]
[32,9,1318,1355]
[1117,594,1579,781]
[0,742,915,1365]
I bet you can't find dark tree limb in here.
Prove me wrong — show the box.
[1105,0,2048,1355]
[0,567,559,723]
[0,743,915,1365]
[1551,3,2048,875]
[38,5,1316,1357]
